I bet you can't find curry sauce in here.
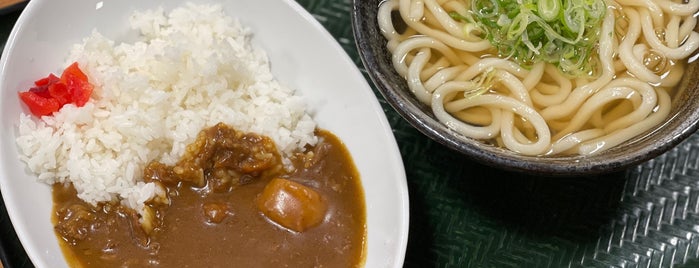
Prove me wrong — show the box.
[52,124,366,267]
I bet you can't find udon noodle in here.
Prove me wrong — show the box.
[378,0,699,156]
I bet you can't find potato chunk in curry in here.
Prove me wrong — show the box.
[257,177,328,232]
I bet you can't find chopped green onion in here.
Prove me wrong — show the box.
[449,11,471,22]
[538,0,561,21]
[466,68,498,99]
[463,0,607,77]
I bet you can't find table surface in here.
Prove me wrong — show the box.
[4,1,699,267]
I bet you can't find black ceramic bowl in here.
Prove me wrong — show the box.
[351,0,699,176]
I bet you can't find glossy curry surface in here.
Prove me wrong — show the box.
[52,124,366,267]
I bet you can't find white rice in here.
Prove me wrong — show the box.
[15,3,318,211]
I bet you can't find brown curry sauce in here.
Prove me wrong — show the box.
[52,123,366,267]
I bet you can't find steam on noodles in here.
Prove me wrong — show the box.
[378,0,699,156]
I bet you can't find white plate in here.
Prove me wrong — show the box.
[0,0,409,267]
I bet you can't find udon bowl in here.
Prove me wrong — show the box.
[352,0,699,176]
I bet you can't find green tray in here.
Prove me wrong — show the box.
[3,1,699,267]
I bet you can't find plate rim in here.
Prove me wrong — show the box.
[0,0,410,267]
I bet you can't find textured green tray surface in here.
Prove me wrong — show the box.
[3,1,699,267]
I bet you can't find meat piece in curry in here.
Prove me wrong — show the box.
[52,123,366,267]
